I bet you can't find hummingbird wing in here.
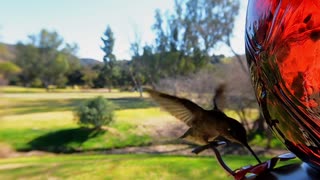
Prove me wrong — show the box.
[145,88,204,127]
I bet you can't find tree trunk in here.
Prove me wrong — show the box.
[225,37,248,73]
[128,70,143,98]
[138,86,143,98]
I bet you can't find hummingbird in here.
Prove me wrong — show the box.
[145,86,261,163]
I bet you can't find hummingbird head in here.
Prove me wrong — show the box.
[224,119,248,145]
[225,118,262,163]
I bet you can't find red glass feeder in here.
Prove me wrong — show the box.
[245,0,320,169]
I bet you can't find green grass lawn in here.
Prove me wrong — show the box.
[0,108,156,152]
[0,86,158,152]
[0,86,120,93]
[0,154,291,180]
[0,154,302,180]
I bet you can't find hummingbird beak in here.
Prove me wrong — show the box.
[244,143,261,163]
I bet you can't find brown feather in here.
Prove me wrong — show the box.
[145,88,204,126]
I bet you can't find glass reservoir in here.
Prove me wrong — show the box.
[245,0,320,169]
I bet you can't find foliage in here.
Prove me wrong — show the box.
[129,0,240,91]
[152,0,240,55]
[0,61,21,77]
[66,69,85,86]
[32,29,66,88]
[13,29,80,88]
[100,25,116,90]
[75,96,115,129]
[81,66,99,88]
[101,26,115,63]
[111,60,133,88]
[14,43,41,86]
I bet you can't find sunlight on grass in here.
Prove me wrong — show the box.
[0,93,165,151]
[116,107,174,123]
[0,108,172,129]
[0,102,154,151]
[0,111,75,129]
[1,92,142,99]
[0,154,272,180]
[0,86,47,93]
[224,108,260,122]
[0,154,300,179]
[0,86,122,93]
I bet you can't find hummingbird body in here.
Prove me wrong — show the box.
[146,88,261,163]
[181,109,246,145]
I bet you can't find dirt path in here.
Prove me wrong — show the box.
[100,143,288,158]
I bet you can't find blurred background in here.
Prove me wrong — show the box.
[0,0,296,179]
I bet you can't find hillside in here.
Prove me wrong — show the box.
[0,43,15,61]
[0,42,103,66]
[79,58,103,66]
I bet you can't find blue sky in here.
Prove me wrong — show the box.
[0,0,247,60]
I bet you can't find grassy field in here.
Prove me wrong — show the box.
[0,153,301,180]
[0,154,270,180]
[0,91,158,152]
[0,86,292,179]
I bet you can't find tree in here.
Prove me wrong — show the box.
[152,0,240,56]
[75,96,115,129]
[129,53,147,97]
[128,0,240,96]
[0,43,19,85]
[67,69,84,87]
[14,43,42,86]
[62,43,81,86]
[175,0,240,56]
[81,66,99,88]
[0,61,21,85]
[48,53,70,88]
[114,60,133,90]
[136,0,240,91]
[14,29,79,88]
[152,9,168,53]
[101,25,116,91]
[0,61,21,76]
[129,33,145,97]
[62,43,81,75]
[32,29,65,89]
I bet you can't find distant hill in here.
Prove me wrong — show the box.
[0,43,16,61]
[0,42,104,67]
[79,58,103,66]
[1,43,16,54]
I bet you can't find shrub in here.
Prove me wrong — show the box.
[75,96,115,129]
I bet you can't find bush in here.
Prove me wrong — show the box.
[75,96,115,129]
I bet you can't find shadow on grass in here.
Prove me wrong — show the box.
[10,97,156,115]
[23,127,105,153]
